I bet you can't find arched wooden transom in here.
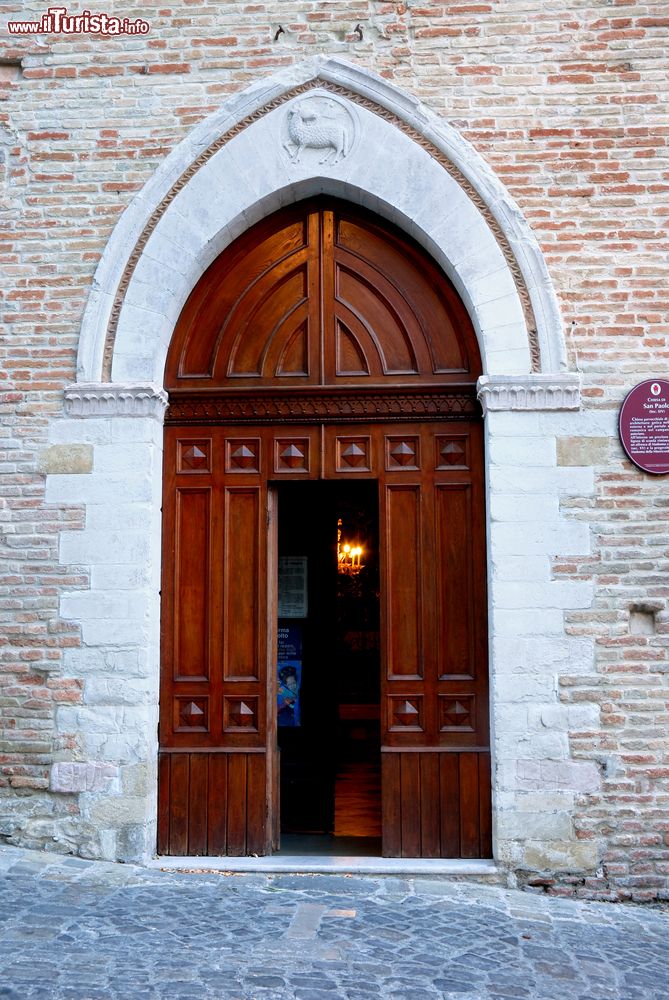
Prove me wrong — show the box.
[165,199,481,394]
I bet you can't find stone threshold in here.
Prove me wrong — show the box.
[148,855,499,876]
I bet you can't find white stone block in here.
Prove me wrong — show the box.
[224,117,295,201]
[111,354,160,383]
[125,256,183,311]
[527,705,569,731]
[57,705,155,735]
[566,704,601,730]
[89,563,155,590]
[47,472,154,505]
[484,346,532,375]
[492,607,567,637]
[478,321,531,356]
[109,417,164,445]
[502,731,569,759]
[493,704,529,734]
[50,762,119,794]
[84,677,156,707]
[490,555,551,581]
[496,811,573,841]
[60,530,153,566]
[90,795,153,828]
[60,591,149,622]
[442,196,503,268]
[153,205,217,260]
[81,618,155,647]
[49,417,112,445]
[493,580,594,611]
[489,495,559,523]
[517,759,601,793]
[488,466,595,495]
[141,228,198,278]
[81,715,158,764]
[484,411,543,437]
[495,789,575,812]
[494,674,555,703]
[115,300,170,347]
[490,521,591,557]
[86,503,153,532]
[488,436,556,467]
[63,647,144,678]
[174,155,254,245]
[537,409,618,438]
[465,264,518,308]
[92,444,157,475]
[491,635,595,676]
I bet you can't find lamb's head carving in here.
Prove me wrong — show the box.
[283,95,357,166]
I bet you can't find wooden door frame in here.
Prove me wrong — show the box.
[158,197,492,857]
[160,399,489,857]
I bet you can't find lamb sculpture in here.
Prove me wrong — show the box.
[285,100,351,165]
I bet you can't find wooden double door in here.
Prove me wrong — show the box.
[158,419,490,858]
[158,197,490,857]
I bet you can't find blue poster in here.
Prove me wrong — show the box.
[277,625,302,727]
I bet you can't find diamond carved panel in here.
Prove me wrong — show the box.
[388,696,423,732]
[436,435,469,470]
[439,695,475,732]
[385,435,420,471]
[174,697,209,732]
[177,439,211,473]
[274,438,310,473]
[336,436,371,473]
[225,438,260,473]
[223,697,259,733]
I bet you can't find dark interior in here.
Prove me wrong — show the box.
[276,480,381,855]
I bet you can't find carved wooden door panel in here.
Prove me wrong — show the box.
[158,426,278,856]
[324,422,491,858]
[378,423,490,858]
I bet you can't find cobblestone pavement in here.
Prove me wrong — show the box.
[0,846,667,1000]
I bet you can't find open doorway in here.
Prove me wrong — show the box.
[275,481,381,857]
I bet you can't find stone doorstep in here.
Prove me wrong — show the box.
[148,855,500,877]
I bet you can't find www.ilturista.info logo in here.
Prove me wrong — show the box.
[8,6,150,34]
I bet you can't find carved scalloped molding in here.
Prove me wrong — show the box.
[477,375,581,412]
[64,382,168,418]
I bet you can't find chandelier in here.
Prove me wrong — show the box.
[337,518,364,576]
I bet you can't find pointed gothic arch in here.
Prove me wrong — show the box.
[75,56,568,390]
[58,59,583,865]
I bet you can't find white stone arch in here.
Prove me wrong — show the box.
[52,58,594,868]
[75,56,570,390]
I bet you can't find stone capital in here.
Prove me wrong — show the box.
[477,374,581,413]
[63,383,168,419]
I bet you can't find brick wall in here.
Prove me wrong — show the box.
[1,2,667,896]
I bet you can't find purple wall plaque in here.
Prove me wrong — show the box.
[619,379,669,475]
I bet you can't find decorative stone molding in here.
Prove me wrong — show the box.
[64,383,168,419]
[477,375,581,413]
